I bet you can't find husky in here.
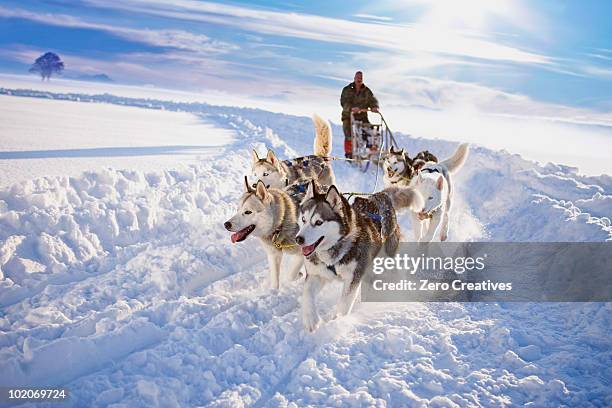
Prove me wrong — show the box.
[224,178,304,289]
[251,114,335,189]
[409,143,469,242]
[295,181,421,332]
[383,147,438,188]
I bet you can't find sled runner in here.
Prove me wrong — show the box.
[350,109,399,172]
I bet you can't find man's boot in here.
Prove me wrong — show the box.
[344,139,353,159]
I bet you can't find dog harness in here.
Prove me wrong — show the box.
[388,174,412,185]
[420,167,441,174]
[271,229,298,250]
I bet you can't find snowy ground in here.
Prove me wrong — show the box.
[0,95,234,186]
[2,73,612,176]
[0,92,610,407]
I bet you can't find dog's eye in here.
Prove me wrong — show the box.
[428,196,433,200]
[244,210,252,215]
[314,220,323,226]
[263,172,269,177]
[301,216,306,223]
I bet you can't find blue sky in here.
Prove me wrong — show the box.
[1,0,611,123]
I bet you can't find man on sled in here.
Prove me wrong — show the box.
[340,71,380,159]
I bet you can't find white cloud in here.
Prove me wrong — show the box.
[3,1,610,133]
[0,6,237,54]
[77,0,550,64]
[352,14,393,22]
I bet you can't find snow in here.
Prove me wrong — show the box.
[0,90,610,407]
[0,94,234,185]
[2,73,612,176]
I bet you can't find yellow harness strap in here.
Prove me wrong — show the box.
[272,230,298,250]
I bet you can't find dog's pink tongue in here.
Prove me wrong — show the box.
[302,243,316,256]
[231,232,240,243]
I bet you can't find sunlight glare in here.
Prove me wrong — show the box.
[420,0,515,31]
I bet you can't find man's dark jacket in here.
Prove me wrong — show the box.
[340,82,379,122]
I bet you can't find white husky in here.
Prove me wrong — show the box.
[224,178,303,289]
[410,143,469,242]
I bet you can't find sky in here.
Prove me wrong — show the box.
[0,0,611,173]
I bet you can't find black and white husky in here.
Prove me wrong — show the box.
[295,181,421,331]
[251,114,335,189]
[410,143,469,242]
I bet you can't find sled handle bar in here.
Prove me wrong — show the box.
[350,109,398,148]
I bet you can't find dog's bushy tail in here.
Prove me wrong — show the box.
[312,114,333,157]
[383,186,424,213]
[441,143,469,174]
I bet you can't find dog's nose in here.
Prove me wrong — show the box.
[295,236,304,245]
[224,221,232,230]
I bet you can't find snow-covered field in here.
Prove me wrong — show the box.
[0,91,610,407]
[2,73,611,176]
[0,95,234,186]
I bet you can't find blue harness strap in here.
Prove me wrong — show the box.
[420,167,440,174]
[367,211,383,222]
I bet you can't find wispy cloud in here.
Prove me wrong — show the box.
[0,6,237,55]
[0,45,330,101]
[586,53,612,62]
[352,14,393,22]
[76,0,550,64]
[2,0,610,129]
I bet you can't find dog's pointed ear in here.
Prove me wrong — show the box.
[251,149,260,163]
[255,180,268,200]
[325,185,343,210]
[400,148,406,158]
[437,175,444,191]
[244,176,253,193]
[390,146,395,153]
[266,149,277,165]
[303,179,317,202]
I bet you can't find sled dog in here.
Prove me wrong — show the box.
[383,147,438,188]
[224,178,304,289]
[410,143,469,242]
[251,114,335,189]
[295,181,421,332]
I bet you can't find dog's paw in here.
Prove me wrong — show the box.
[440,232,448,241]
[268,280,280,290]
[303,313,320,333]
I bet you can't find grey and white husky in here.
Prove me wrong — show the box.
[224,178,303,289]
[410,143,469,242]
[251,114,335,189]
[383,147,438,188]
[295,181,421,332]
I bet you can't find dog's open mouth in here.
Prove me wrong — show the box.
[301,236,324,257]
[231,225,255,243]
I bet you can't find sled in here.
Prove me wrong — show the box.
[350,109,399,172]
